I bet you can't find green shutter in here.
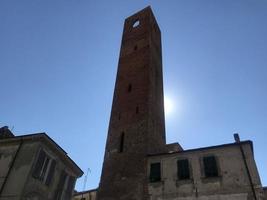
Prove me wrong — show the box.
[203,156,218,177]
[45,159,56,186]
[66,176,75,199]
[54,170,67,199]
[32,149,46,179]
[177,159,190,180]
[149,163,161,182]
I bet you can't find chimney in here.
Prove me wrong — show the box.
[234,133,241,143]
[0,126,15,139]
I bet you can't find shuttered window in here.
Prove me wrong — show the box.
[45,160,56,186]
[33,149,56,186]
[149,163,161,182]
[177,159,190,180]
[54,170,67,200]
[66,176,75,199]
[33,149,46,178]
[40,157,50,181]
[203,156,219,177]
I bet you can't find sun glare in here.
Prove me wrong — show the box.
[164,96,174,116]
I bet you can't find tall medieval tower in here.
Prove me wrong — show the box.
[98,7,166,200]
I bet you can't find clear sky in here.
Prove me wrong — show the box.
[0,0,266,191]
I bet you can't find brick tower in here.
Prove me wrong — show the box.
[98,7,166,200]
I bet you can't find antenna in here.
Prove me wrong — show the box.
[81,167,91,198]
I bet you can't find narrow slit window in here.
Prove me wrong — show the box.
[136,106,139,114]
[134,45,138,51]
[119,132,125,153]
[177,159,190,180]
[203,156,219,177]
[128,84,132,92]
[149,163,161,182]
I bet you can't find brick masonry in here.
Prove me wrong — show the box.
[97,7,166,200]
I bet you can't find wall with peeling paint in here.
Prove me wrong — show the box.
[73,189,97,200]
[0,135,82,200]
[147,143,265,200]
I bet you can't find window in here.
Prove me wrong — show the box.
[66,176,76,199]
[203,156,219,177]
[177,159,190,180]
[54,173,76,200]
[134,45,138,51]
[32,149,56,186]
[45,160,56,185]
[135,106,139,114]
[119,132,124,153]
[149,163,161,182]
[133,20,140,28]
[127,84,132,92]
[54,170,67,200]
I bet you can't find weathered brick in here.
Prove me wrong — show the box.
[97,6,166,200]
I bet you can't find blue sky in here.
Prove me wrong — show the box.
[0,0,266,191]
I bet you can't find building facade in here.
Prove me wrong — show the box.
[74,6,266,200]
[147,139,265,200]
[0,126,83,200]
[73,189,97,200]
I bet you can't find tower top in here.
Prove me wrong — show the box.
[123,6,161,36]
[125,6,158,23]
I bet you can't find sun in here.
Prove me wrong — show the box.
[164,96,174,116]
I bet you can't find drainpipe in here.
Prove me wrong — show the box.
[234,134,257,200]
[0,139,23,196]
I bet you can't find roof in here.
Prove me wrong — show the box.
[0,126,15,139]
[148,140,254,157]
[0,132,83,177]
[74,188,98,196]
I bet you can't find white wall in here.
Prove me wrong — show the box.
[148,143,264,200]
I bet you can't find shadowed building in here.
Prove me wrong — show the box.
[74,6,266,200]
[97,6,171,200]
[0,126,83,200]
[147,137,265,200]
[73,189,97,200]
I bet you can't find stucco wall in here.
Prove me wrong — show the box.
[0,140,38,199]
[22,142,78,200]
[73,189,97,200]
[0,137,79,200]
[148,143,263,200]
[0,144,19,190]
